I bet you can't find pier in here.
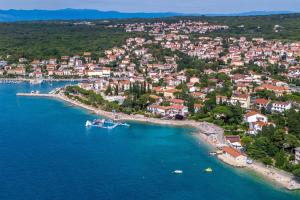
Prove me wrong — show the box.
[16,93,56,97]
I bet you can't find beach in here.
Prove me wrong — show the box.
[16,91,300,191]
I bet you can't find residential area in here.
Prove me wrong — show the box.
[1,20,300,175]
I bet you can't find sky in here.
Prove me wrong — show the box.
[0,0,300,14]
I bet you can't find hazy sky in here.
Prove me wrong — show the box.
[0,0,300,13]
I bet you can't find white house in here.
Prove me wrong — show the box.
[222,146,247,166]
[271,102,292,113]
[147,105,171,116]
[230,94,251,109]
[244,111,268,123]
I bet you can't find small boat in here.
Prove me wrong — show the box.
[30,90,40,94]
[209,152,217,156]
[85,120,93,127]
[173,170,183,174]
[246,159,253,164]
[120,123,130,127]
[205,168,213,173]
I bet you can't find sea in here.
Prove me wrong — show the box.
[0,82,299,200]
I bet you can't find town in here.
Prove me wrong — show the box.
[2,19,300,181]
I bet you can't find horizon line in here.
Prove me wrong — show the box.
[0,8,299,16]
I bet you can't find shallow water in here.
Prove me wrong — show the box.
[0,83,299,200]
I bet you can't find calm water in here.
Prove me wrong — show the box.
[0,83,299,200]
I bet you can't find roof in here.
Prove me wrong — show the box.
[255,98,270,105]
[194,104,203,108]
[223,146,243,158]
[225,135,241,143]
[253,121,268,127]
[149,95,161,100]
[169,99,185,104]
[272,101,291,106]
[257,84,289,92]
[170,104,184,110]
[231,94,249,100]
[148,105,171,111]
[245,110,266,118]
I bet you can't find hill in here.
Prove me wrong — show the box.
[0,9,296,22]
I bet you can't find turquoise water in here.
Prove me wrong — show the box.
[0,83,299,200]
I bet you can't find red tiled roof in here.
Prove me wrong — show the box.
[255,98,270,105]
[170,99,185,104]
[245,110,266,118]
[223,146,243,158]
[225,135,241,143]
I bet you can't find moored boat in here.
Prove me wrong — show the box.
[173,170,183,174]
[205,167,213,172]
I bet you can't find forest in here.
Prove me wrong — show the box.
[1,13,300,61]
[0,22,145,61]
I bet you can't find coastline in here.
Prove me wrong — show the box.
[0,78,91,83]
[16,91,300,191]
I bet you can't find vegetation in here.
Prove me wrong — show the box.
[2,13,300,61]
[244,110,300,176]
[64,83,153,115]
[0,22,145,61]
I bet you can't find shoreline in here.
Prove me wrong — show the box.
[16,91,300,191]
[0,78,92,83]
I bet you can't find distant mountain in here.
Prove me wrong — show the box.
[0,9,297,22]
[0,9,183,22]
[205,11,294,16]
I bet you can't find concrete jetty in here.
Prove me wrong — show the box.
[16,93,55,97]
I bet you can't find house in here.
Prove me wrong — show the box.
[230,94,250,109]
[147,105,171,116]
[149,95,163,103]
[169,104,189,116]
[271,102,292,113]
[169,98,185,105]
[191,92,206,99]
[295,147,300,164]
[7,67,26,75]
[244,111,268,123]
[255,84,291,97]
[190,76,200,84]
[222,146,247,166]
[255,98,271,110]
[248,121,268,135]
[225,135,242,150]
[194,104,203,113]
[163,89,178,99]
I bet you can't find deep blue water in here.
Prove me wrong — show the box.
[0,83,299,200]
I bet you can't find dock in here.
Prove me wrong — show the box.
[16,93,56,97]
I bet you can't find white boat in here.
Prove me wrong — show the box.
[30,79,43,85]
[205,168,213,173]
[85,120,92,127]
[30,90,40,94]
[246,159,253,164]
[173,170,183,174]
